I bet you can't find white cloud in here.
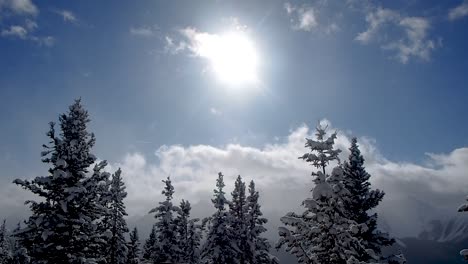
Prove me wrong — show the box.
[1,25,27,38]
[449,1,468,21]
[356,7,439,63]
[0,1,55,47]
[101,122,468,237]
[355,8,399,44]
[31,35,55,47]
[284,2,318,32]
[164,36,187,54]
[1,20,55,47]
[54,9,77,23]
[130,26,156,37]
[210,107,222,116]
[0,0,38,16]
[3,121,468,238]
[383,17,437,63]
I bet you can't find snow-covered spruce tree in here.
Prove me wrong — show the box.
[277,125,379,264]
[0,220,11,264]
[142,224,157,262]
[13,99,109,263]
[175,199,204,264]
[201,172,239,264]
[10,222,30,264]
[459,195,468,261]
[148,177,180,263]
[246,181,278,264]
[229,175,248,264]
[104,168,129,264]
[343,138,394,259]
[127,227,141,264]
[176,199,191,256]
[185,217,204,264]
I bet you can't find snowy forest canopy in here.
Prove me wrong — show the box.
[0,99,465,264]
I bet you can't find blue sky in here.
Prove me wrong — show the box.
[2,0,468,239]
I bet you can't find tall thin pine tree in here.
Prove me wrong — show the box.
[230,175,248,264]
[343,138,395,260]
[127,227,141,264]
[142,224,157,262]
[106,168,129,264]
[0,220,10,264]
[148,177,179,263]
[201,172,239,264]
[246,181,277,264]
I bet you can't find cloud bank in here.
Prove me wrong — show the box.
[2,121,468,238]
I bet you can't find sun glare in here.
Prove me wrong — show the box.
[205,31,259,86]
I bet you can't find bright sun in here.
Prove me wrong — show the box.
[204,31,259,86]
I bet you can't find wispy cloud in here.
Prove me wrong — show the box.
[0,0,55,47]
[1,25,28,38]
[54,9,78,23]
[355,8,400,44]
[284,2,318,32]
[356,7,439,64]
[130,26,157,37]
[210,107,222,116]
[1,19,54,47]
[164,36,187,54]
[449,1,468,21]
[30,35,55,47]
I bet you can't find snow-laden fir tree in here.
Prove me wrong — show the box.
[10,222,30,264]
[277,125,379,264]
[142,224,157,262]
[246,181,278,264]
[0,220,11,264]
[201,172,239,264]
[13,99,109,263]
[105,168,129,264]
[342,138,395,260]
[127,227,141,264]
[458,195,468,261]
[229,175,248,264]
[176,200,191,256]
[175,200,203,264]
[185,217,205,264]
[148,177,180,263]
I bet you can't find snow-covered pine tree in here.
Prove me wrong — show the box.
[105,168,129,264]
[10,222,30,264]
[176,199,190,255]
[148,177,180,263]
[0,220,11,264]
[229,175,248,264]
[174,199,204,264]
[185,217,204,264]
[201,172,239,264]
[127,227,141,264]
[13,99,109,263]
[246,181,278,264]
[343,138,395,260]
[277,125,379,264]
[142,224,157,262]
[459,195,468,261]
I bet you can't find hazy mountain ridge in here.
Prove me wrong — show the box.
[418,214,468,243]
